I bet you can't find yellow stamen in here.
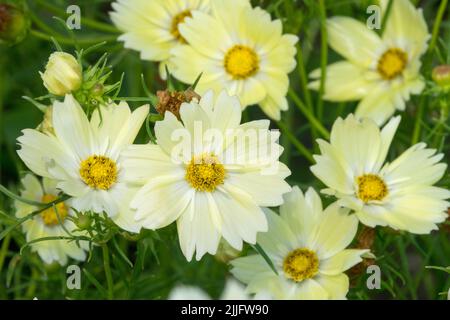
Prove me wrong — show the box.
[40,194,68,226]
[171,10,192,43]
[357,174,388,202]
[79,155,117,190]
[185,154,225,192]
[283,248,319,282]
[377,48,407,80]
[224,45,259,80]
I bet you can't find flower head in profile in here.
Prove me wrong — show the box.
[309,0,429,125]
[170,0,298,120]
[110,0,210,78]
[122,90,291,261]
[231,187,368,300]
[14,174,89,265]
[16,95,149,233]
[310,115,450,233]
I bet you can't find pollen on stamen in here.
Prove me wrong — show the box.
[357,174,388,203]
[224,45,259,80]
[79,155,117,190]
[185,154,226,192]
[377,48,408,80]
[283,248,319,282]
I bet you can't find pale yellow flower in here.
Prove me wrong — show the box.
[310,115,450,233]
[40,52,82,96]
[122,90,291,261]
[170,0,298,120]
[309,0,429,125]
[231,187,368,300]
[14,174,89,265]
[17,95,149,233]
[110,0,210,78]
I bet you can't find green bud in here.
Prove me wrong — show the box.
[75,213,92,230]
[0,2,29,45]
[432,65,450,88]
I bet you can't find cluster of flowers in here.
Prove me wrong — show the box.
[11,0,449,300]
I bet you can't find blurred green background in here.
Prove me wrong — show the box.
[0,0,449,299]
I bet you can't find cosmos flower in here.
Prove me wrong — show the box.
[231,187,368,300]
[309,0,429,125]
[310,115,450,233]
[170,0,298,120]
[110,0,210,78]
[16,94,149,233]
[122,90,291,260]
[14,174,89,265]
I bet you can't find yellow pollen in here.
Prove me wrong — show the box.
[283,248,319,282]
[171,10,192,43]
[40,194,68,226]
[79,155,117,190]
[357,174,388,203]
[224,45,259,79]
[185,154,226,192]
[377,48,408,80]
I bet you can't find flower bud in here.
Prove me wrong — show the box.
[74,213,92,230]
[40,52,82,96]
[0,2,29,45]
[432,65,450,88]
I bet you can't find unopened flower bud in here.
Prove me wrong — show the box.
[74,213,92,230]
[156,88,201,119]
[0,3,29,45]
[432,65,450,88]
[40,52,82,96]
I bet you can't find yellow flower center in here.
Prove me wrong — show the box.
[40,194,68,226]
[79,155,117,190]
[185,154,226,192]
[224,45,259,80]
[377,48,408,80]
[283,248,319,282]
[171,10,192,43]
[357,174,388,202]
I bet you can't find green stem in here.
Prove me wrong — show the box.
[380,0,394,34]
[411,96,427,144]
[102,244,114,300]
[412,0,447,144]
[30,30,117,46]
[288,89,330,139]
[277,121,314,164]
[0,234,11,274]
[34,0,119,34]
[428,0,448,54]
[317,0,327,121]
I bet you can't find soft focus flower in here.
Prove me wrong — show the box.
[122,90,291,261]
[231,187,368,300]
[110,0,210,78]
[155,88,201,120]
[309,0,429,125]
[310,115,450,233]
[17,94,149,233]
[170,0,298,120]
[14,174,89,265]
[169,278,267,300]
[40,52,82,96]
